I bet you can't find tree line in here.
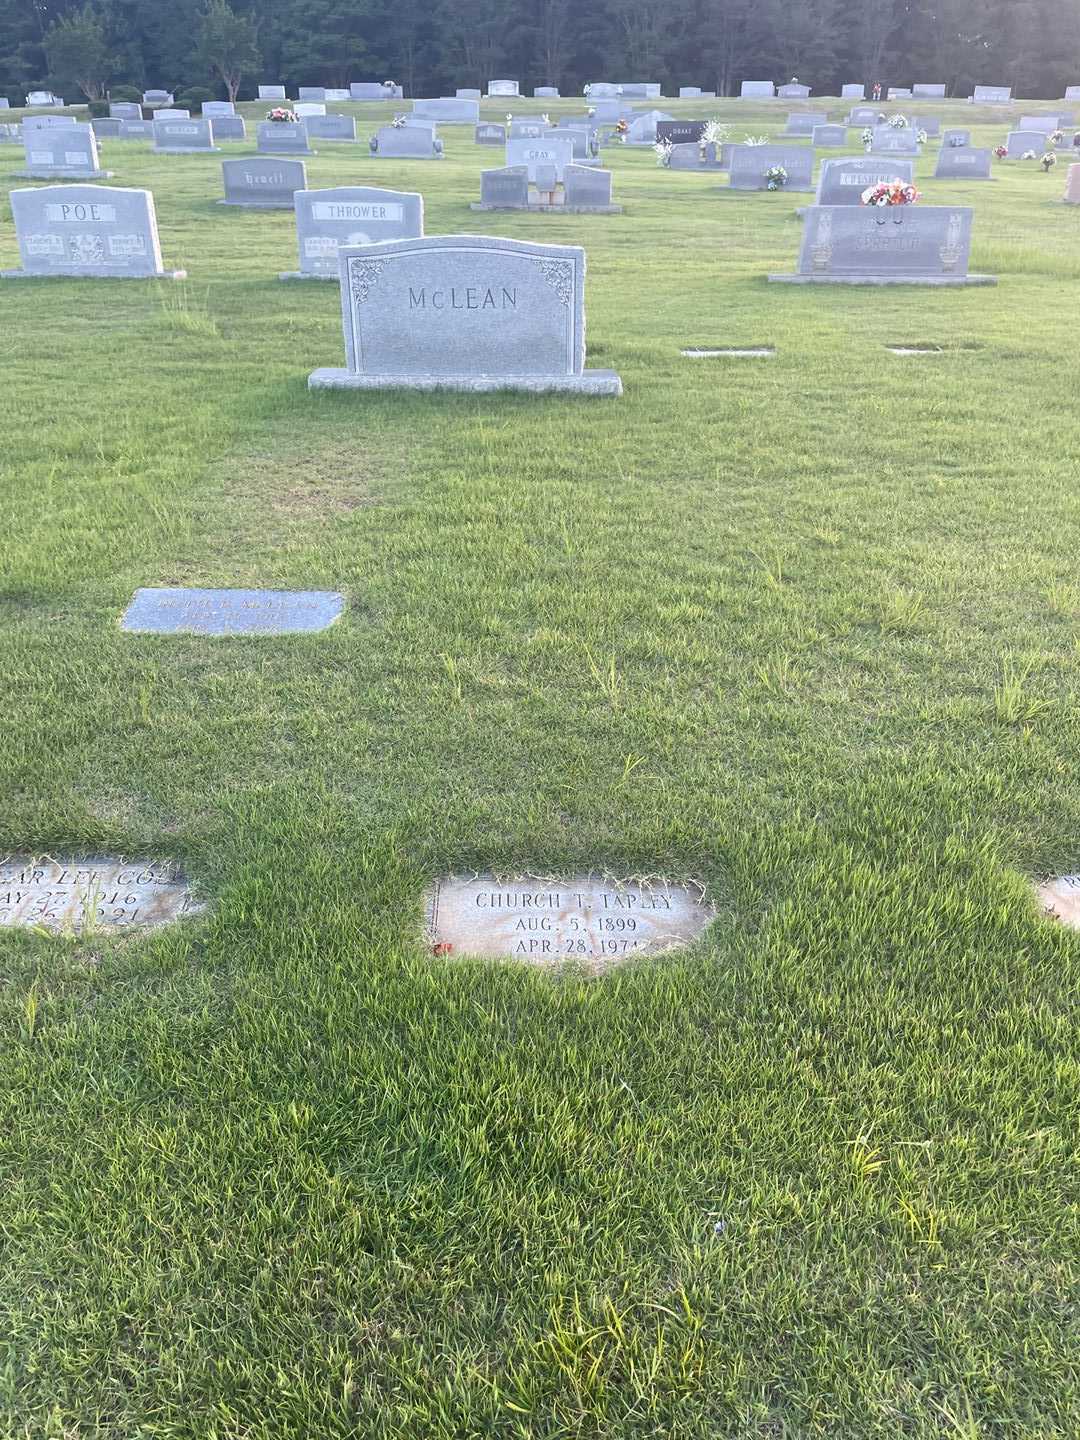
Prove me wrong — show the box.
[2,0,1078,106]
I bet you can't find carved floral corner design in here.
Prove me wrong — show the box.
[349,257,385,306]
[810,210,833,270]
[536,258,574,305]
[938,212,964,271]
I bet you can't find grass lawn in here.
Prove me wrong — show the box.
[1,95,1079,1438]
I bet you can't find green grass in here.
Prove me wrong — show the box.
[2,96,1080,1438]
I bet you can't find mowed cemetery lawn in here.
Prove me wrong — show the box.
[2,96,1080,1438]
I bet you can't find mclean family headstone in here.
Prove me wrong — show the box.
[729,143,815,190]
[221,156,306,208]
[308,234,622,395]
[283,184,424,279]
[770,205,994,285]
[2,185,184,279]
[0,856,201,933]
[425,875,714,966]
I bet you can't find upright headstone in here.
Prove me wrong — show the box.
[841,84,865,99]
[308,235,622,395]
[933,146,992,179]
[294,102,326,118]
[284,184,424,279]
[619,83,661,99]
[941,129,970,147]
[769,205,993,285]
[509,119,553,139]
[153,109,190,120]
[220,156,306,208]
[142,90,174,106]
[26,90,64,107]
[0,98,9,109]
[913,83,946,98]
[487,80,520,97]
[778,83,811,99]
[119,119,155,139]
[1018,114,1059,132]
[91,118,123,138]
[888,88,912,99]
[2,184,184,279]
[456,88,482,100]
[585,83,621,99]
[202,101,235,118]
[110,101,142,119]
[304,113,357,142]
[351,82,402,100]
[20,122,107,178]
[870,125,919,154]
[625,109,675,144]
[563,164,618,210]
[1065,87,1080,102]
[506,134,575,180]
[921,117,941,137]
[534,87,560,98]
[326,89,350,103]
[153,117,218,153]
[849,106,879,125]
[972,85,1012,103]
[740,80,775,98]
[297,87,326,102]
[1064,163,1080,202]
[729,143,815,190]
[784,112,820,135]
[209,116,246,143]
[257,120,313,155]
[558,125,598,162]
[812,124,848,148]
[259,85,287,101]
[370,125,443,158]
[475,122,506,145]
[22,115,76,130]
[667,142,726,171]
[656,120,707,146]
[1005,129,1047,157]
[678,87,703,99]
[475,166,530,209]
[412,98,479,124]
[815,156,914,204]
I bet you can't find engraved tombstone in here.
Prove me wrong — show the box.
[425,875,714,966]
[1066,163,1080,203]
[2,184,184,279]
[972,85,1011,103]
[729,143,815,190]
[0,856,201,933]
[220,156,306,208]
[411,98,479,124]
[119,119,155,139]
[456,88,482,100]
[294,102,326,117]
[110,101,142,119]
[815,156,914,205]
[778,83,811,99]
[942,129,970,147]
[154,109,190,120]
[209,116,246,143]
[259,85,287,101]
[740,80,776,98]
[257,120,313,154]
[153,117,218,153]
[203,101,235,117]
[656,121,707,146]
[297,86,326,102]
[769,205,995,285]
[487,79,520,97]
[841,84,865,99]
[122,587,345,634]
[370,125,443,158]
[476,123,506,145]
[283,184,424,279]
[20,121,107,178]
[475,165,530,208]
[534,87,560,98]
[1005,129,1047,158]
[783,112,820,135]
[563,164,619,210]
[143,89,174,105]
[870,124,919,154]
[309,234,622,396]
[303,113,357,142]
[913,83,947,98]
[812,124,848,147]
[933,146,992,179]
[506,133,575,180]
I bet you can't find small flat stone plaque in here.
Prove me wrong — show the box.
[121,587,345,635]
[426,874,714,967]
[1038,875,1080,928]
[0,855,201,932]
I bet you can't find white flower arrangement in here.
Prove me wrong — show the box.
[1022,149,1037,160]
[888,113,908,129]
[764,164,787,189]
[1042,151,1058,170]
[391,113,407,128]
[1049,129,1064,145]
[382,80,397,89]
[654,138,673,166]
[540,113,550,124]
[917,128,928,144]
[583,84,592,97]
[744,133,768,145]
[506,112,513,122]
[701,119,729,146]
[861,126,874,149]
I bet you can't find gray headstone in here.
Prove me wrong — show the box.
[221,156,307,207]
[424,875,714,964]
[257,121,312,154]
[1005,130,1048,157]
[729,143,815,190]
[123,587,344,634]
[351,82,400,99]
[289,185,423,277]
[0,123,20,144]
[27,90,63,107]
[870,124,919,154]
[21,122,104,177]
[411,98,478,124]
[371,125,442,158]
[22,115,76,130]
[209,116,246,143]
[921,117,941,137]
[778,205,984,283]
[778,84,811,99]
[202,101,235,118]
[477,165,530,208]
[849,107,879,125]
[109,101,142,119]
[294,103,326,118]
[913,83,946,98]
[972,85,1011,103]
[487,80,520,97]
[888,88,912,99]
[154,109,190,120]
[933,146,992,179]
[1065,86,1080,102]
[0,99,8,109]
[625,109,674,143]
[667,141,725,171]
[740,81,776,98]
[143,90,173,104]
[812,124,848,147]
[585,83,620,99]
[456,88,482,100]
[815,155,914,204]
[942,129,970,147]
[618,83,661,99]
[309,235,621,395]
[118,119,155,139]
[506,133,575,180]
[1018,114,1059,132]
[558,125,597,161]
[532,162,558,196]
[3,184,181,279]
[534,87,560,98]
[259,85,287,101]
[784,112,820,135]
[841,84,865,99]
[0,855,200,933]
[563,164,615,209]
[297,87,326,102]
[91,118,123,138]
[475,123,506,145]
[679,87,703,98]
[325,89,350,102]
[509,119,553,140]
[656,120,707,146]
[153,117,217,152]
[304,113,357,142]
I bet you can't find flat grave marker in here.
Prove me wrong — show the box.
[122,587,345,635]
[0,856,201,933]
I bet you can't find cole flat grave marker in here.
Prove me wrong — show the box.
[309,234,622,396]
[426,875,714,966]
[729,143,815,190]
[0,856,201,933]
[220,156,306,208]
[770,205,995,285]
[284,184,424,279]
[122,587,345,635]
[2,185,183,279]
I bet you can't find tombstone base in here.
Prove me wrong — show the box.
[217,198,295,209]
[278,270,338,281]
[1,267,187,280]
[152,146,221,154]
[469,202,623,214]
[15,169,114,179]
[767,271,997,286]
[258,147,316,156]
[308,368,623,396]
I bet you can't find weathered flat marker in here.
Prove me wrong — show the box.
[426,874,714,968]
[0,856,201,932]
[1038,875,1080,929]
[121,588,345,635]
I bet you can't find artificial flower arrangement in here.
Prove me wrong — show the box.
[615,118,629,141]
[888,113,909,128]
[916,128,928,144]
[861,126,874,149]
[764,164,788,190]
[1022,149,1037,160]
[701,118,729,147]
[382,80,397,89]
[948,133,966,146]
[1042,151,1058,170]
[266,106,298,123]
[993,144,1008,158]
[1049,129,1064,145]
[391,113,407,128]
[860,178,921,206]
[654,138,673,166]
[744,133,768,145]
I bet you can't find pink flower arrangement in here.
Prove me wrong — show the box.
[993,144,1008,159]
[860,178,921,206]
[266,106,298,123]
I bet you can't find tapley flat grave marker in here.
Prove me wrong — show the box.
[2,185,184,279]
[121,587,346,635]
[425,874,714,967]
[770,205,995,285]
[0,855,201,933]
[309,234,622,396]
[283,185,424,279]
[221,156,306,208]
